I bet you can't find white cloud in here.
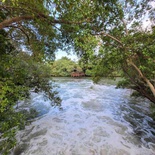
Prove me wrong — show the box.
[55,50,78,61]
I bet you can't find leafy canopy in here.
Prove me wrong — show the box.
[51,57,82,77]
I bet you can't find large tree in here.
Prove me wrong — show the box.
[51,57,81,77]
[91,1,155,103]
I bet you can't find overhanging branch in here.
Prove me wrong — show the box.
[95,31,124,46]
[0,16,33,29]
[6,25,30,44]
[0,14,91,30]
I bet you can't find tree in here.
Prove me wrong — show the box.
[0,29,62,154]
[57,0,155,103]
[0,1,78,154]
[51,57,81,77]
[90,1,155,103]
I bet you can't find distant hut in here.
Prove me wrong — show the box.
[71,71,85,77]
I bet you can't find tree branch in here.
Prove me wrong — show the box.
[122,19,128,35]
[95,31,124,46]
[0,14,91,30]
[6,25,30,44]
[0,16,34,29]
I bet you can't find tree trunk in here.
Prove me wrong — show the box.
[122,65,155,104]
[129,60,155,97]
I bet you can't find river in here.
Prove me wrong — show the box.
[13,78,155,155]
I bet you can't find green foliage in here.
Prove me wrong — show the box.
[64,0,155,104]
[1,0,58,59]
[52,0,155,104]
[51,57,81,76]
[89,28,155,102]
[0,30,61,154]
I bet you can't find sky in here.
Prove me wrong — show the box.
[55,49,78,61]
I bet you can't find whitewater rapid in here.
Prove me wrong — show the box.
[14,78,155,155]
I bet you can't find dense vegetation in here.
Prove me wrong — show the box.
[51,57,94,77]
[0,29,61,154]
[0,1,61,153]
[58,0,155,103]
[51,57,82,77]
[60,0,155,103]
[0,0,155,154]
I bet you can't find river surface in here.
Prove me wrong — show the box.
[14,78,155,155]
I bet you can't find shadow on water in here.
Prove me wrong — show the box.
[118,98,155,149]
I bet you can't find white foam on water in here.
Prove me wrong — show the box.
[14,78,155,155]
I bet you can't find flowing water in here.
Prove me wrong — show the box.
[14,78,155,155]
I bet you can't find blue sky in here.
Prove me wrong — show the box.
[55,50,78,61]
